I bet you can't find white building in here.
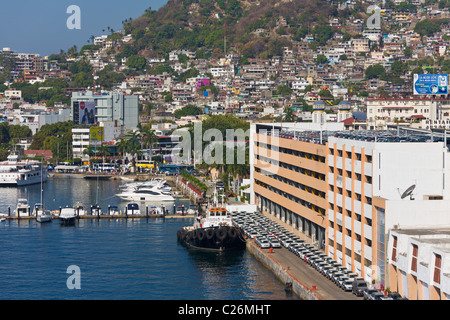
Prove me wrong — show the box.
[366,98,450,130]
[327,130,450,285]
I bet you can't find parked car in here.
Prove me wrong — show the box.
[255,236,270,249]
[332,272,345,284]
[369,292,386,300]
[334,275,348,288]
[321,265,334,276]
[352,279,368,297]
[387,292,403,300]
[341,279,354,291]
[363,289,379,300]
[269,238,281,248]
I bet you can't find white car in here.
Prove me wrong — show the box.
[268,238,281,248]
[341,279,354,291]
[255,236,270,249]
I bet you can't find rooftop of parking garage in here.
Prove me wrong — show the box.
[259,128,447,145]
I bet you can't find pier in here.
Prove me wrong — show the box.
[3,213,194,221]
[246,239,361,300]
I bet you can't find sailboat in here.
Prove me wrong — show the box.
[35,163,52,223]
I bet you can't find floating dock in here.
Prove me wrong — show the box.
[3,214,194,220]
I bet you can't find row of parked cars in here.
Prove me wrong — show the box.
[232,211,288,250]
[231,210,406,300]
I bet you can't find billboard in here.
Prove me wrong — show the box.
[78,101,96,124]
[413,74,448,95]
[90,126,104,142]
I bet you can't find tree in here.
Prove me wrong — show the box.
[315,54,328,64]
[140,125,158,152]
[125,55,147,71]
[365,64,386,79]
[390,60,408,76]
[414,19,442,37]
[164,93,173,103]
[123,131,142,172]
[174,105,203,118]
[276,85,292,96]
[282,107,296,122]
[318,88,333,98]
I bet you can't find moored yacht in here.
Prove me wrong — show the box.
[0,155,48,187]
[59,207,77,225]
[116,186,175,202]
[34,203,52,223]
[14,198,31,217]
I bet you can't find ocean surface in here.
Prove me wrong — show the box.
[0,176,297,300]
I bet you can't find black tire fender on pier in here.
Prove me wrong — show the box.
[216,227,227,241]
[228,227,237,239]
[206,228,214,240]
[197,229,205,241]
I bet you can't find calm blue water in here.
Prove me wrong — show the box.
[0,177,296,300]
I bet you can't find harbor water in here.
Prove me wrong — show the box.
[0,176,298,300]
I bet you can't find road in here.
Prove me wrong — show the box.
[255,244,362,300]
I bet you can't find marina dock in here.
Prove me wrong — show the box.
[3,214,194,220]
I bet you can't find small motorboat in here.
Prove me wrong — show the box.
[90,204,102,216]
[107,205,120,216]
[59,207,77,225]
[124,203,140,215]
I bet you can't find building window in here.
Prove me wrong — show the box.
[392,236,397,262]
[411,244,418,273]
[434,254,442,284]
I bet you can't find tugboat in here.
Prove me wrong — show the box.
[177,205,246,252]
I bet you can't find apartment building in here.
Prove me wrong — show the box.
[71,90,139,130]
[327,130,450,285]
[366,98,450,130]
[250,124,450,291]
[250,122,344,251]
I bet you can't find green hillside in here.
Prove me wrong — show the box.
[119,0,340,59]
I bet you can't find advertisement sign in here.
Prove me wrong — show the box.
[90,126,104,142]
[413,74,448,95]
[79,101,96,124]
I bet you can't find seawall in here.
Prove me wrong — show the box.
[246,240,321,300]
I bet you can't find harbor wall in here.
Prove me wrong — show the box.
[246,240,321,300]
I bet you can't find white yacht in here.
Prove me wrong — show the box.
[14,198,31,217]
[116,186,175,202]
[120,178,171,192]
[34,203,52,223]
[59,207,77,225]
[0,155,48,187]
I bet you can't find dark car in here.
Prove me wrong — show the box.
[388,292,403,300]
[352,279,368,297]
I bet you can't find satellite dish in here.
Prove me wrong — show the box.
[401,184,416,199]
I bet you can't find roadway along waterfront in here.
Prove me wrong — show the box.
[247,241,361,300]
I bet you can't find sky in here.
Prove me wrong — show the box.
[0,0,168,57]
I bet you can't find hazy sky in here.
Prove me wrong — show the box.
[0,0,168,56]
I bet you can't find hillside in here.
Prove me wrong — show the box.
[120,0,343,59]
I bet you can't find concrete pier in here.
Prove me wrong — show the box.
[246,239,361,300]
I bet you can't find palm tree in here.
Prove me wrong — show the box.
[282,106,297,122]
[83,145,96,170]
[125,131,142,173]
[117,138,129,169]
[140,126,159,170]
[96,143,110,164]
